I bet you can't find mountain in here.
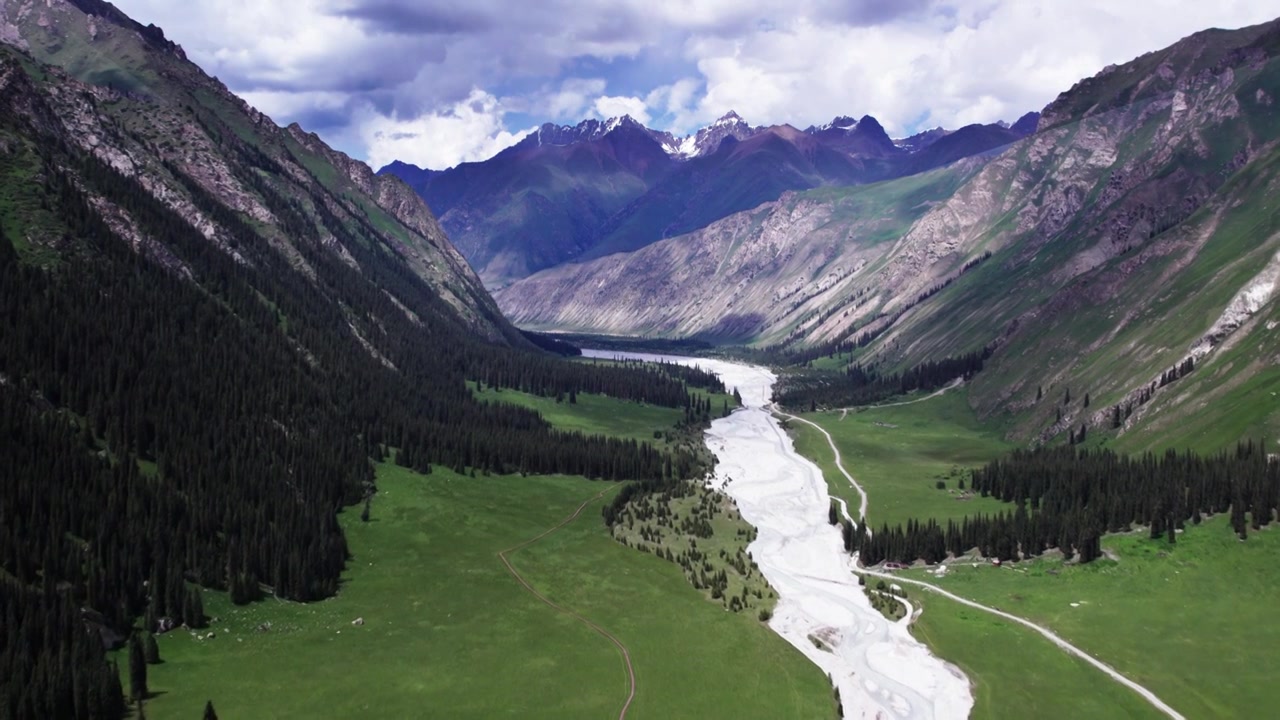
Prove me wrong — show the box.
[388,115,677,284]
[895,126,950,152]
[683,109,762,157]
[805,114,901,157]
[497,17,1280,446]
[899,120,1025,173]
[0,2,715,715]
[381,110,1035,286]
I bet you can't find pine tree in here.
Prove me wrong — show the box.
[144,633,161,664]
[203,700,219,720]
[360,496,371,523]
[129,634,148,700]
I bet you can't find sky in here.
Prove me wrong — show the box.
[112,0,1280,171]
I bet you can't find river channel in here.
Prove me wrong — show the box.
[583,350,972,720]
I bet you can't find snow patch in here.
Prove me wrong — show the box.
[1190,247,1280,357]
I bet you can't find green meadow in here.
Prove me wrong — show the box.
[468,382,707,444]
[787,388,1280,719]
[908,591,1161,719]
[788,391,1013,528]
[139,385,826,718]
[902,516,1280,720]
[138,464,830,719]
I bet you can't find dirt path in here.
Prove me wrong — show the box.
[775,408,868,524]
[837,379,963,420]
[782,409,1187,720]
[497,489,637,720]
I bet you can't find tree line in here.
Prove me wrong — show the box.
[775,347,991,409]
[857,442,1279,566]
[0,80,718,717]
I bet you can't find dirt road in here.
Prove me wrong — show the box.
[497,490,637,720]
[784,410,1187,720]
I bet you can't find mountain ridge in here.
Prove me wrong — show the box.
[496,16,1280,448]
[382,108,1036,285]
[0,3,724,715]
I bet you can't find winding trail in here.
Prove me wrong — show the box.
[497,489,637,720]
[839,380,963,420]
[777,409,869,524]
[784,409,1187,720]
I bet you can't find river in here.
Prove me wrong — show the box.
[584,350,973,720]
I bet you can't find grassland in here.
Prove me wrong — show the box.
[783,389,1168,718]
[611,486,775,615]
[909,591,1161,719]
[786,386,1279,718]
[134,464,831,719]
[901,516,1280,719]
[468,382,690,444]
[136,377,823,718]
[788,391,1013,528]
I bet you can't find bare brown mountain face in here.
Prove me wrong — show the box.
[499,18,1280,445]
[380,110,1035,287]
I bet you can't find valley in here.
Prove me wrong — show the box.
[4,2,1280,719]
[128,384,832,719]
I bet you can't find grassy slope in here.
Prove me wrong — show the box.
[469,382,689,444]
[784,391,1168,717]
[138,464,830,719]
[909,592,1160,720]
[787,389,1280,718]
[789,391,1014,528]
[903,516,1280,719]
[141,382,823,718]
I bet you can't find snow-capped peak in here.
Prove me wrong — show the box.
[675,134,699,157]
[521,111,757,160]
[712,110,746,128]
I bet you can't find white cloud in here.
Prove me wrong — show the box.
[110,0,1280,163]
[238,89,350,119]
[672,0,1280,136]
[592,95,651,124]
[358,89,531,170]
[541,78,608,121]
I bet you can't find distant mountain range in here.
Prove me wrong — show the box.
[380,109,1039,286]
[497,17,1280,449]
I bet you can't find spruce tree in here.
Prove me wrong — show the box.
[144,633,161,664]
[129,634,148,700]
[204,700,219,720]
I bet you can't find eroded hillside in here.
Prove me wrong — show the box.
[498,19,1280,445]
